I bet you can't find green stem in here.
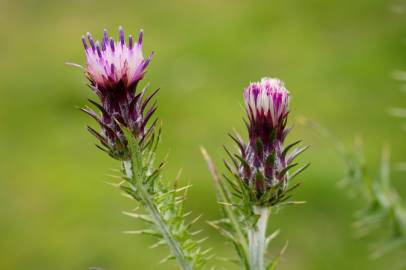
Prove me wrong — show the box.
[248,206,270,270]
[123,160,193,270]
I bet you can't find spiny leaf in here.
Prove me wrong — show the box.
[229,133,245,155]
[288,163,310,181]
[223,174,242,194]
[159,254,176,264]
[206,220,236,242]
[141,88,160,113]
[265,229,280,248]
[266,241,289,270]
[123,229,162,238]
[86,126,108,145]
[122,211,154,224]
[287,145,309,164]
[224,146,239,168]
[150,239,167,249]
[119,185,141,201]
[282,140,301,157]
[285,182,301,194]
[278,163,298,178]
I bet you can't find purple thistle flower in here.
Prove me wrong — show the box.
[80,27,157,160]
[226,78,307,206]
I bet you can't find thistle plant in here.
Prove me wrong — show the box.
[76,27,209,269]
[302,119,406,262]
[344,142,406,259]
[202,78,309,270]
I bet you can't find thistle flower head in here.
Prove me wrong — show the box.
[80,27,157,160]
[82,26,152,91]
[225,77,307,206]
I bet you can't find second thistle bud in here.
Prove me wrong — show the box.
[244,78,290,196]
[227,78,306,206]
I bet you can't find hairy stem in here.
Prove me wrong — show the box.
[248,206,270,270]
[123,160,193,270]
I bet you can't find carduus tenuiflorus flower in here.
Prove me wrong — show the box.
[80,27,157,160]
[226,78,308,206]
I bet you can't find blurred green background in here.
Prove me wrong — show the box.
[1,0,406,269]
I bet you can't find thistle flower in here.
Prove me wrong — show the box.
[83,27,152,90]
[75,27,210,270]
[226,78,307,206]
[80,27,157,160]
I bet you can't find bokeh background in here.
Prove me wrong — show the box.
[1,0,406,269]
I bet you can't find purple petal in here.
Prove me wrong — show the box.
[81,36,88,50]
[138,29,144,47]
[128,35,133,49]
[119,26,125,46]
[110,38,115,52]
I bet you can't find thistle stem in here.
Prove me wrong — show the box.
[123,160,193,270]
[248,206,270,270]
